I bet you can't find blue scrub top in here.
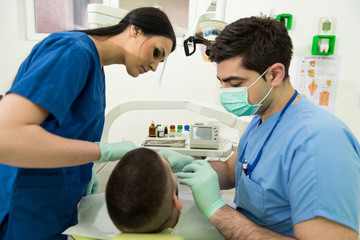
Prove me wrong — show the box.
[234,96,360,236]
[0,32,106,239]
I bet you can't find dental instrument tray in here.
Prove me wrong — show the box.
[142,137,186,148]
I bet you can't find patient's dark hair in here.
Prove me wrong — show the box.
[209,15,293,81]
[106,148,173,233]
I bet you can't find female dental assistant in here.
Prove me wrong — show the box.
[0,7,176,240]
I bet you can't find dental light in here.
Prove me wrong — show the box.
[183,0,227,60]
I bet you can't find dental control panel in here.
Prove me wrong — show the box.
[190,123,219,149]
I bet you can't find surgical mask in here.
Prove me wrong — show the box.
[220,68,272,117]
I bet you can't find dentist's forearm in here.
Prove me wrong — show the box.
[209,205,294,240]
[209,152,237,190]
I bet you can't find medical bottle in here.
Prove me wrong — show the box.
[156,124,161,137]
[164,125,168,137]
[149,120,156,137]
[182,125,190,138]
[169,125,176,137]
[157,126,164,138]
[184,125,190,132]
[177,125,183,137]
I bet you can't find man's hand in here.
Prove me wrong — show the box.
[95,141,138,163]
[157,149,194,173]
[177,160,225,218]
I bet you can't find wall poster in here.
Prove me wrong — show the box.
[294,55,341,113]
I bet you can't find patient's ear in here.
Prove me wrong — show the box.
[173,194,183,210]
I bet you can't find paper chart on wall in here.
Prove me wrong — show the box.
[294,55,341,113]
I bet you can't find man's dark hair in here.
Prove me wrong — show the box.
[106,148,174,233]
[209,15,293,80]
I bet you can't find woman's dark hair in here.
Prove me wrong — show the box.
[79,7,176,52]
[209,15,293,80]
[106,147,174,233]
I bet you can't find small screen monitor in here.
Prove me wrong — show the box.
[193,126,212,140]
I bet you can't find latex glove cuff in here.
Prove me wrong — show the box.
[203,199,226,219]
[95,142,112,163]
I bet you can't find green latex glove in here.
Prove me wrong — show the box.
[84,167,99,196]
[157,149,194,173]
[176,160,226,218]
[95,141,138,163]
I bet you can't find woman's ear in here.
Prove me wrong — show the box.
[173,194,183,211]
[130,25,142,38]
[268,63,286,87]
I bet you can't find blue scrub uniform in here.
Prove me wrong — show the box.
[235,96,360,236]
[0,32,106,239]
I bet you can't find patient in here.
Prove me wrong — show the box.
[106,147,183,233]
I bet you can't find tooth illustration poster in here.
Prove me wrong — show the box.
[294,55,341,113]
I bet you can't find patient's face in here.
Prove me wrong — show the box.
[159,155,179,197]
[157,154,181,229]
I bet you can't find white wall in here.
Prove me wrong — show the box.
[223,0,360,141]
[1,0,360,143]
[0,0,37,94]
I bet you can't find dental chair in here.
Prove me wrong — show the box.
[72,233,183,240]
